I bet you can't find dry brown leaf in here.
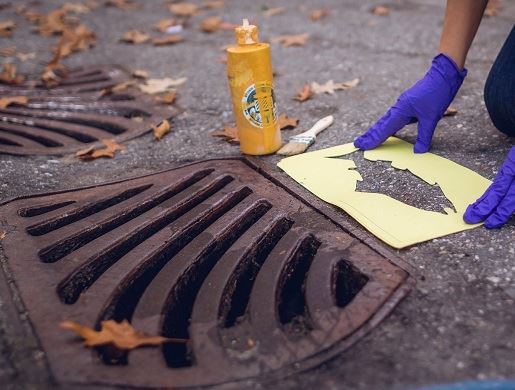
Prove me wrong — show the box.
[61,3,91,14]
[75,139,125,160]
[0,230,5,240]
[263,7,286,17]
[278,114,299,130]
[153,119,171,140]
[0,20,15,37]
[53,24,96,59]
[272,33,309,47]
[61,319,184,349]
[310,9,328,21]
[200,16,222,33]
[0,46,16,56]
[16,6,43,24]
[310,78,359,95]
[294,83,313,102]
[444,107,458,117]
[36,9,68,36]
[139,77,187,94]
[0,96,28,109]
[105,0,140,10]
[152,35,184,46]
[211,126,239,144]
[0,63,25,85]
[154,18,180,33]
[121,29,150,44]
[168,2,198,17]
[371,5,390,16]
[156,90,177,104]
[484,0,501,17]
[202,0,224,9]
[16,52,36,62]
[100,80,137,95]
[132,69,148,79]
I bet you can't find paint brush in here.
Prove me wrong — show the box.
[276,115,334,156]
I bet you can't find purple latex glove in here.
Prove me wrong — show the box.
[464,147,515,229]
[354,53,467,153]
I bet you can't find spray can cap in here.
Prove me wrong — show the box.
[235,19,259,45]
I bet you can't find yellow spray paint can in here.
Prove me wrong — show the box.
[227,19,282,155]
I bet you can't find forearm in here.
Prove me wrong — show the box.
[439,0,488,69]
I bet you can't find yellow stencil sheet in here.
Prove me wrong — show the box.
[277,137,492,249]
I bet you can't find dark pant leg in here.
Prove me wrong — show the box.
[484,25,515,137]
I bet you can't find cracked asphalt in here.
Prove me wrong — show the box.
[0,1,514,389]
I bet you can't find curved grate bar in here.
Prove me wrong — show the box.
[0,65,176,156]
[0,158,413,388]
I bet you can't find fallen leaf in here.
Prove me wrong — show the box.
[272,33,309,47]
[35,8,67,36]
[60,319,185,349]
[310,9,328,21]
[0,230,5,240]
[294,83,313,102]
[310,78,359,95]
[121,30,150,44]
[152,35,183,46]
[16,7,43,24]
[61,3,91,13]
[132,69,148,79]
[278,114,299,130]
[15,51,36,62]
[75,139,125,160]
[0,95,28,109]
[202,0,224,9]
[484,0,501,17]
[100,80,137,95]
[263,7,286,17]
[0,20,15,37]
[200,16,221,33]
[444,107,458,117]
[105,0,140,10]
[139,77,187,94]
[168,2,198,17]
[211,126,239,144]
[153,119,171,140]
[0,46,16,56]
[0,63,24,85]
[371,5,390,16]
[156,90,177,104]
[52,24,96,59]
[154,18,179,33]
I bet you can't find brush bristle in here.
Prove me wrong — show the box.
[276,141,309,156]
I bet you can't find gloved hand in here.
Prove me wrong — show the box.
[354,53,467,153]
[464,147,515,229]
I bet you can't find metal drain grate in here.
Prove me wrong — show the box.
[0,66,175,156]
[0,159,413,388]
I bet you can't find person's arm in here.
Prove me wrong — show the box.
[354,0,487,153]
[439,0,489,69]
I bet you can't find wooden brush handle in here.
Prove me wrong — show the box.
[301,115,334,137]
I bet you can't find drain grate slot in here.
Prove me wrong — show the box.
[333,259,369,308]
[27,185,153,238]
[38,170,213,263]
[221,216,294,328]
[0,158,412,389]
[0,65,176,156]
[278,234,320,332]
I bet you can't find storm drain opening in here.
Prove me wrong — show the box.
[0,158,413,389]
[0,65,176,156]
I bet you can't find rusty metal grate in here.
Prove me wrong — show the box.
[0,158,413,388]
[0,66,175,156]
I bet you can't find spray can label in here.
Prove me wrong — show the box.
[241,81,277,128]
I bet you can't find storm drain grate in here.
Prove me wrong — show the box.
[0,66,175,156]
[0,158,413,388]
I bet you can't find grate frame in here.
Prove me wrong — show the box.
[0,158,414,389]
[0,65,176,156]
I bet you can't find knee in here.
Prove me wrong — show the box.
[484,74,515,137]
